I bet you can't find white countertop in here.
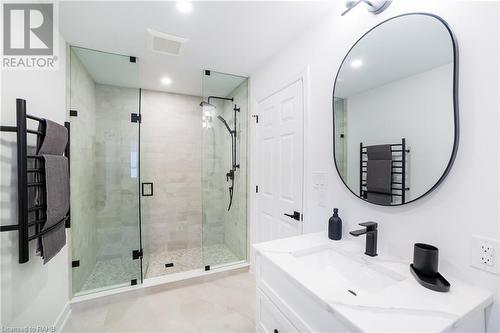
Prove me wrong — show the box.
[253,232,494,332]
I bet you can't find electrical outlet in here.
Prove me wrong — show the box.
[471,235,500,275]
[480,243,494,266]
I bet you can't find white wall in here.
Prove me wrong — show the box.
[0,38,69,329]
[250,2,499,331]
[345,64,454,202]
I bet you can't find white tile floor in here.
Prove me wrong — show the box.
[64,272,256,333]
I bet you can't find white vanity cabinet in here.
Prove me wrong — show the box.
[254,233,494,333]
[256,254,351,333]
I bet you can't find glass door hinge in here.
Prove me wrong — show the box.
[132,249,143,260]
[131,113,141,123]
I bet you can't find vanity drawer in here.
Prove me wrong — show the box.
[256,254,352,333]
[257,290,298,333]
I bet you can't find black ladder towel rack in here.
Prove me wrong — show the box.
[359,138,410,204]
[0,99,70,263]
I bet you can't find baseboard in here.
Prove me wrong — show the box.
[54,302,71,332]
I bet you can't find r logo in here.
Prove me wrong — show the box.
[3,3,53,56]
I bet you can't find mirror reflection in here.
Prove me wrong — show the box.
[333,14,457,205]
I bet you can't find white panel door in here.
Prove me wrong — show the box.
[257,80,304,242]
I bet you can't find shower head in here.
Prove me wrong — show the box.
[217,115,232,134]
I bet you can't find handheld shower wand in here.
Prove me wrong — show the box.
[201,96,240,211]
[217,105,240,211]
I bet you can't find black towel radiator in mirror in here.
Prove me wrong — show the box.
[0,98,70,263]
[359,138,410,204]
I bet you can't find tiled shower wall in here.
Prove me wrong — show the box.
[69,50,98,293]
[202,98,228,247]
[141,90,202,257]
[202,80,248,261]
[221,81,247,260]
[94,85,141,262]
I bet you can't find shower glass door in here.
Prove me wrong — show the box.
[139,90,204,278]
[70,47,142,295]
[201,71,248,269]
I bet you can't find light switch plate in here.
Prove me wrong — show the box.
[312,173,327,189]
[470,235,500,275]
[312,172,327,207]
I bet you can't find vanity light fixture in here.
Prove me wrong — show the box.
[341,0,391,16]
[176,1,193,14]
[161,77,172,85]
[350,59,363,68]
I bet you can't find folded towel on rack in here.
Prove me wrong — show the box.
[367,192,392,205]
[40,155,69,263]
[366,160,392,194]
[367,144,392,160]
[38,119,68,155]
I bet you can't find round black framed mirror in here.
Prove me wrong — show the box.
[332,13,459,206]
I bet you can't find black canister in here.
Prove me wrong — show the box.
[328,208,342,240]
[413,243,439,276]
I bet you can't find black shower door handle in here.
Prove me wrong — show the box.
[142,182,153,196]
[284,211,301,221]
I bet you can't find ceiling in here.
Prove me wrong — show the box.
[60,1,336,96]
[334,14,454,98]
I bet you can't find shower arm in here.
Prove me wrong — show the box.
[207,96,233,104]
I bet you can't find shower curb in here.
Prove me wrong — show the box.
[70,262,250,307]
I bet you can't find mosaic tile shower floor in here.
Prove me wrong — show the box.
[144,243,240,278]
[79,244,240,292]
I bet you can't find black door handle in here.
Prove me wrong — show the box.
[284,211,301,221]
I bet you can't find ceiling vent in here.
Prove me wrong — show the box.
[147,29,188,56]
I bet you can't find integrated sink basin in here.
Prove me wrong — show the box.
[291,245,406,294]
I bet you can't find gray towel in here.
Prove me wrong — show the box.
[38,120,68,155]
[366,160,392,194]
[41,155,69,263]
[367,192,392,205]
[41,222,66,264]
[367,144,392,160]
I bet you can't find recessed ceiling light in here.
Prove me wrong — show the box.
[350,59,363,68]
[176,1,193,14]
[161,77,172,85]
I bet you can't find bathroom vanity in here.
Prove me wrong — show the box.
[254,233,493,333]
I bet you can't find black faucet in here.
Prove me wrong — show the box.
[349,222,378,257]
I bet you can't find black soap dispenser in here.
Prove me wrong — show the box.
[328,208,342,240]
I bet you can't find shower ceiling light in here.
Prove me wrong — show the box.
[161,77,172,85]
[176,1,193,14]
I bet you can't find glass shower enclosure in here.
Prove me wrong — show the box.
[201,71,248,269]
[69,47,247,296]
